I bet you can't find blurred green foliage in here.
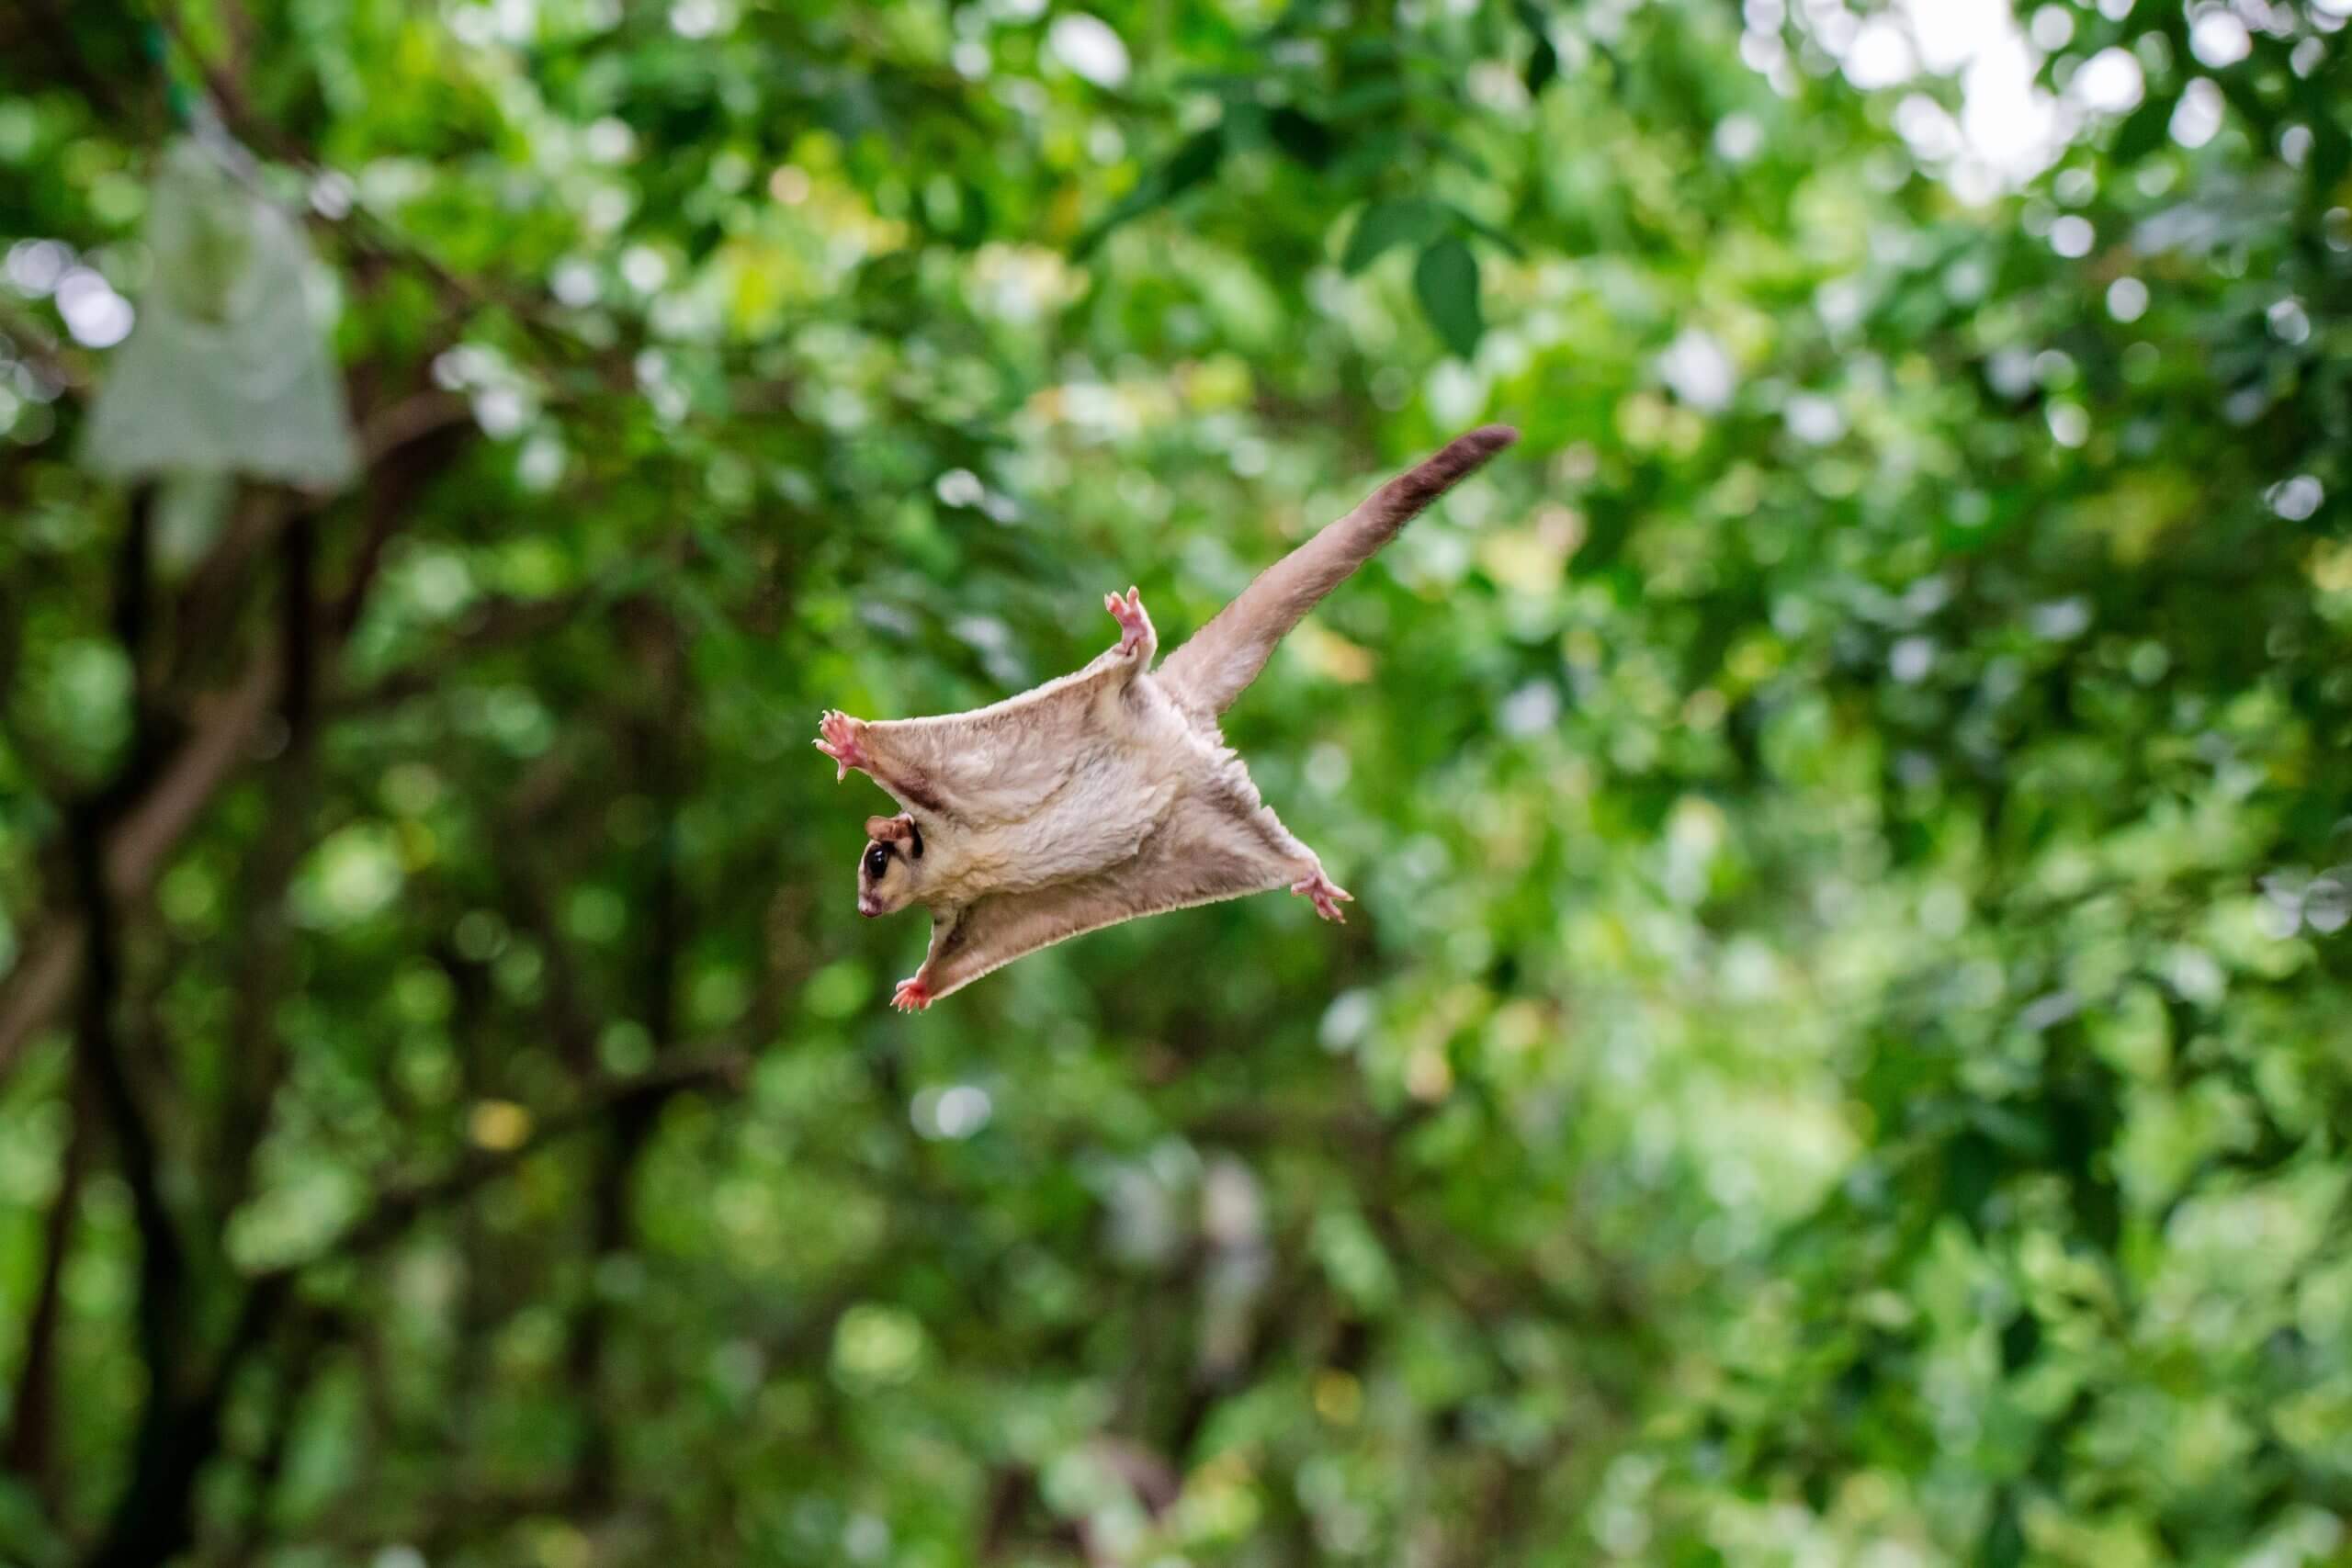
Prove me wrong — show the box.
[3,1,2351,1565]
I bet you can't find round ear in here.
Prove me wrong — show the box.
[865,813,916,844]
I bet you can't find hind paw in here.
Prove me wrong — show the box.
[891,976,932,1012]
[1291,871,1353,924]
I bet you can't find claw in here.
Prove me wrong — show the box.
[1291,871,1353,924]
[891,976,932,1012]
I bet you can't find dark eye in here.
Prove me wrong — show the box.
[864,846,889,880]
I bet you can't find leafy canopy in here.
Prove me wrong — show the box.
[0,1,2349,1565]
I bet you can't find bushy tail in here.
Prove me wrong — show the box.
[1157,423,1518,720]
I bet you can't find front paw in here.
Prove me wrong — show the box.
[1103,585,1154,659]
[814,710,871,781]
[891,976,933,1012]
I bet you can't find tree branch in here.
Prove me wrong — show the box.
[328,420,470,640]
[166,485,289,690]
[0,656,279,1083]
[327,593,592,715]
[67,503,204,1567]
[79,1047,744,1568]
[269,1048,748,1285]
[65,505,189,1390]
[81,1272,291,1568]
[1,1072,87,1509]
[0,408,477,1086]
[213,529,321,1215]
[574,638,687,1501]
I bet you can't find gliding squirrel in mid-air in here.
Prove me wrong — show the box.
[817,423,1519,1010]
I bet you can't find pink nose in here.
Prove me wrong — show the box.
[858,899,878,918]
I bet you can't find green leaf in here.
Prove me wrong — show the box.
[1448,203,1526,261]
[2109,91,2176,166]
[1328,79,1408,120]
[1977,1492,2025,1568]
[1526,35,1558,97]
[1413,236,1484,358]
[1162,132,1223,199]
[1429,132,1491,178]
[1518,0,1557,97]
[1343,197,1446,274]
[1170,70,1256,96]
[1267,107,1336,169]
[1998,1308,2041,1371]
[1072,125,1227,259]
[2308,120,2351,197]
[2213,69,2270,139]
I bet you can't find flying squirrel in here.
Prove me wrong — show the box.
[817,422,1519,1011]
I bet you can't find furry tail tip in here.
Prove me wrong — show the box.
[1400,423,1520,502]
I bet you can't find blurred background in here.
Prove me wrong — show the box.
[3,0,2350,1563]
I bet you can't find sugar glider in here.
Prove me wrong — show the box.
[817,423,1518,1010]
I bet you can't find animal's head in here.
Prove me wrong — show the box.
[857,814,926,917]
